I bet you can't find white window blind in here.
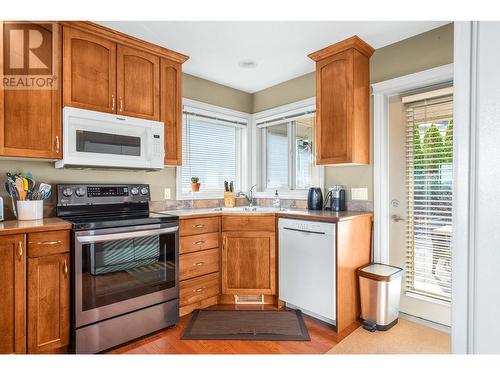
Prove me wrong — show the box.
[405,94,453,303]
[181,112,239,195]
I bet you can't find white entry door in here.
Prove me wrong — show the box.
[388,91,453,326]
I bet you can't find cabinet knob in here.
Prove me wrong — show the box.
[194,262,204,267]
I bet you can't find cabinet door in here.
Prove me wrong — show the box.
[160,58,182,165]
[63,26,116,113]
[0,234,26,354]
[0,23,62,159]
[315,49,353,164]
[221,231,276,295]
[117,45,160,120]
[27,252,69,353]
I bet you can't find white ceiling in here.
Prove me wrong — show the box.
[97,21,449,93]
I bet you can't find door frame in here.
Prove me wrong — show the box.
[371,63,454,263]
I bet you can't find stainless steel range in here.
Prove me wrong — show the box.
[56,184,179,354]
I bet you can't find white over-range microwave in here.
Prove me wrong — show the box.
[55,107,164,170]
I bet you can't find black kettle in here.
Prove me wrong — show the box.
[307,187,323,210]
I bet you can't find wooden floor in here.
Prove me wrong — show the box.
[107,305,360,354]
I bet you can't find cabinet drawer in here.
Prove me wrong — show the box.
[180,272,219,307]
[28,231,70,258]
[222,215,276,232]
[180,248,218,281]
[180,232,218,254]
[180,217,219,236]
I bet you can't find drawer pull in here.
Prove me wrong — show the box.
[194,262,204,266]
[194,240,205,245]
[36,240,62,246]
[193,288,204,293]
[193,224,205,228]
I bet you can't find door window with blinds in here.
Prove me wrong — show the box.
[179,106,245,198]
[404,90,453,303]
[258,112,317,192]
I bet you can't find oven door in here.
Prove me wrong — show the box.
[74,223,178,328]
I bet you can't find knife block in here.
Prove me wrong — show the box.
[224,192,235,208]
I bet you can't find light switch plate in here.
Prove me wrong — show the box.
[351,188,368,201]
[164,188,171,200]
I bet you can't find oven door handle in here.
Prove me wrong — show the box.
[76,226,179,244]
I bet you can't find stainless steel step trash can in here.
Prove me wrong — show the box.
[357,263,403,331]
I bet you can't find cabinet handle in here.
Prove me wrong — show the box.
[18,241,23,259]
[111,95,115,111]
[55,136,60,154]
[63,260,68,275]
[119,97,123,112]
[194,240,205,245]
[194,262,204,266]
[193,288,204,293]
[36,240,61,246]
[193,224,204,228]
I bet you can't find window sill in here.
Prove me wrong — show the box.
[405,291,451,307]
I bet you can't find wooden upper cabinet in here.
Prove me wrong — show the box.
[27,252,70,353]
[0,22,62,159]
[160,58,182,165]
[117,45,160,120]
[309,36,374,165]
[221,231,276,295]
[63,26,116,113]
[0,234,26,354]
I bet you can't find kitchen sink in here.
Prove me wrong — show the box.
[211,206,288,212]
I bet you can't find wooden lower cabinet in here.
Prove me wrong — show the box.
[221,231,276,296]
[27,252,70,353]
[0,234,26,354]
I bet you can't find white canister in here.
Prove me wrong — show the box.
[17,200,44,221]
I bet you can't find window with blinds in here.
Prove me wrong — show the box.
[405,94,453,303]
[181,112,240,196]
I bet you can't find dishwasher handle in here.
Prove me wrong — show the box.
[282,226,326,235]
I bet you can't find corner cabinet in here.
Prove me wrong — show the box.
[309,36,374,165]
[0,22,62,159]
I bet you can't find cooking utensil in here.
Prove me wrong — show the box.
[15,177,26,201]
[38,183,52,200]
[4,181,17,218]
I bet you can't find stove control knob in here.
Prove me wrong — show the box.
[62,187,73,197]
[140,187,149,195]
[130,187,139,195]
[75,187,86,197]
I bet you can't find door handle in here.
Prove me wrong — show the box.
[193,224,204,228]
[391,214,405,222]
[193,288,204,293]
[119,97,123,112]
[194,240,205,245]
[111,95,115,111]
[18,241,23,259]
[55,136,60,154]
[63,259,68,276]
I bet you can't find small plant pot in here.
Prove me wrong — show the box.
[17,200,43,221]
[191,182,201,192]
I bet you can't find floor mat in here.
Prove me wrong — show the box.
[181,309,310,341]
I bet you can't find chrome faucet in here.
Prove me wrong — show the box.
[236,184,257,207]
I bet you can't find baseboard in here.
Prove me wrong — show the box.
[399,312,451,334]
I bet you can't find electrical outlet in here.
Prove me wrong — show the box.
[164,188,171,200]
[351,188,368,201]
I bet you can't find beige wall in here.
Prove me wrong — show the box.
[183,73,253,113]
[252,23,453,202]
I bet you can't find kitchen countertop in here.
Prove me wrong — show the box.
[154,207,372,222]
[0,217,72,235]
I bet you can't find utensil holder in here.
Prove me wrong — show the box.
[224,192,235,208]
[17,200,43,221]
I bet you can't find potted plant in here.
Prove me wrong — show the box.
[191,177,200,192]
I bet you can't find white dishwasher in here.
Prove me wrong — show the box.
[278,218,336,324]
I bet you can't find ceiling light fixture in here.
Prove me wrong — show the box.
[238,60,257,69]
